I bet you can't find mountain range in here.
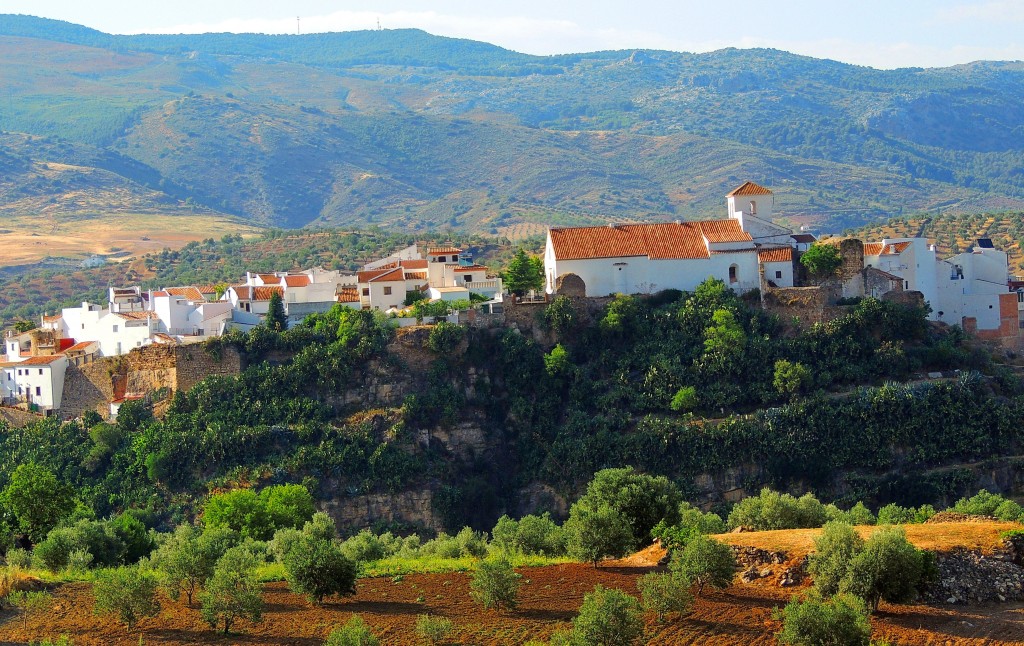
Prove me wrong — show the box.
[2,13,1024,238]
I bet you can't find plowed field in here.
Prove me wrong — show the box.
[3,561,1024,645]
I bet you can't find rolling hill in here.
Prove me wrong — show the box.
[2,14,1024,247]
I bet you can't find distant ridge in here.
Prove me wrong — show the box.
[1,14,1023,234]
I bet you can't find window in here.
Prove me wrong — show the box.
[362,288,370,296]
[729,265,738,284]
[35,387,41,396]
[464,275,473,283]
[438,256,447,263]
[775,271,782,279]
[749,200,757,215]
[38,369,43,375]
[113,325,119,333]
[384,286,392,295]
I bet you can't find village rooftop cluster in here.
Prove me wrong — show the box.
[2,182,1021,419]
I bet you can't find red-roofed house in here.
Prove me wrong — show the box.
[544,183,799,296]
[2,353,68,413]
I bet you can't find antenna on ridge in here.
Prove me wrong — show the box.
[377,18,382,31]
[297,16,300,35]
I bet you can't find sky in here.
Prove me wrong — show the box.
[3,0,1023,69]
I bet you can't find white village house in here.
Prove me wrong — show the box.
[544,182,798,297]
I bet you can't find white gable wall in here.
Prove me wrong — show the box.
[550,252,760,297]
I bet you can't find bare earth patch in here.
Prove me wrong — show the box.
[4,522,1024,646]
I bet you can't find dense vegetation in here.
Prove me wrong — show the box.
[0,278,1017,537]
[2,15,1023,235]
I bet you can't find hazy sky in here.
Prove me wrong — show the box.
[5,0,1023,69]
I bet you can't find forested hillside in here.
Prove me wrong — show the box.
[2,14,1024,237]
[2,283,1018,535]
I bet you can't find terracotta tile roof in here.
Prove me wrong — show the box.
[252,286,284,301]
[165,286,206,302]
[151,291,171,297]
[791,234,817,243]
[195,284,221,295]
[549,221,750,261]
[42,314,62,323]
[700,220,754,244]
[114,311,158,321]
[427,247,462,255]
[64,341,98,353]
[400,259,429,270]
[230,285,252,300]
[284,275,311,287]
[404,271,428,280]
[866,267,903,282]
[454,265,488,272]
[337,287,360,303]
[358,267,406,283]
[758,247,793,263]
[153,333,179,344]
[258,273,281,285]
[863,241,911,256]
[727,181,773,197]
[20,355,66,366]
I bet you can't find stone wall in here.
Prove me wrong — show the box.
[0,406,46,428]
[837,238,866,298]
[761,286,839,326]
[173,345,243,391]
[60,357,123,419]
[58,343,242,420]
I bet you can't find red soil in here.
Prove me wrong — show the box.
[4,560,1024,645]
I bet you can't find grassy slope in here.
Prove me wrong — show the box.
[1,17,1024,237]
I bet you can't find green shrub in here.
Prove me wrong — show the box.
[283,534,358,605]
[569,585,643,646]
[200,544,264,634]
[415,614,454,645]
[841,526,926,610]
[727,488,829,531]
[203,485,315,541]
[491,513,565,556]
[33,529,77,572]
[1,463,75,542]
[570,467,681,550]
[638,571,693,621]
[92,565,161,632]
[325,615,380,646]
[670,534,736,596]
[651,502,726,552]
[565,503,633,567]
[469,556,520,611]
[952,489,1012,518]
[773,360,812,397]
[876,503,934,525]
[800,243,843,278]
[427,321,465,354]
[808,521,864,597]
[151,524,234,605]
[844,503,877,526]
[670,386,699,412]
[5,547,32,569]
[777,591,871,646]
